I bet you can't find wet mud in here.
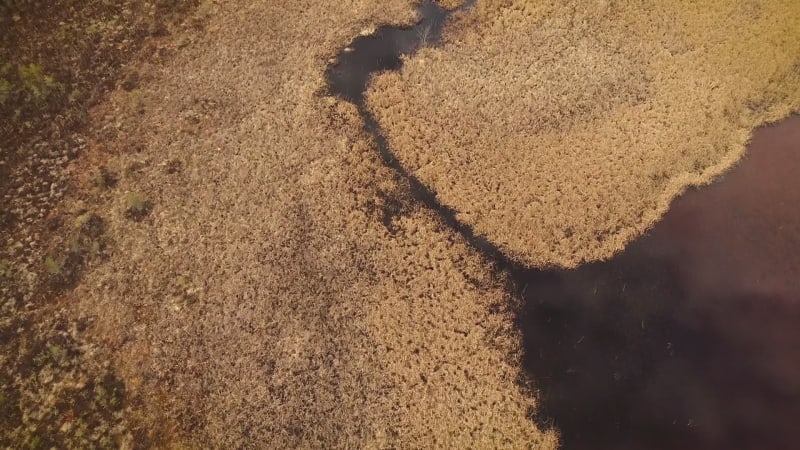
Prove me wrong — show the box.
[325,3,800,449]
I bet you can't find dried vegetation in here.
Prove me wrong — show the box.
[367,0,800,267]
[67,0,555,448]
[6,0,799,448]
[1,0,197,448]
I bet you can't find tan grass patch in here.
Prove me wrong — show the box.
[69,0,554,447]
[367,0,800,267]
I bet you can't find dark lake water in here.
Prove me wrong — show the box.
[516,116,800,450]
[325,0,451,104]
[325,3,800,449]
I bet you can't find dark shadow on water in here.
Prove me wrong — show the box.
[324,3,800,449]
[517,117,800,450]
[326,1,450,104]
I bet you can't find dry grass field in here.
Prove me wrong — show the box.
[2,0,799,448]
[367,0,800,267]
[61,1,555,448]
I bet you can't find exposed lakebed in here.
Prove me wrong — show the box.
[325,2,800,449]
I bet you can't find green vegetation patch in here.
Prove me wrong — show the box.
[124,192,152,221]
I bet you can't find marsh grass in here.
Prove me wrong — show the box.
[0,0,198,154]
[417,24,431,46]
[124,192,152,221]
[0,1,197,448]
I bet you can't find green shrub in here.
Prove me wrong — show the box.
[43,255,64,275]
[0,78,10,105]
[17,63,61,104]
[0,62,63,123]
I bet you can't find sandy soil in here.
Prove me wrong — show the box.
[367,0,800,267]
[69,1,555,447]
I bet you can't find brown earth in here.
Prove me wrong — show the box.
[68,0,555,448]
[367,0,800,267]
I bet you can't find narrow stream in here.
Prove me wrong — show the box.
[325,2,800,449]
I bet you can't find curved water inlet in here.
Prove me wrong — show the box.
[325,0,508,260]
[325,3,800,449]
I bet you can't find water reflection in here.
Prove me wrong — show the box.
[518,116,800,450]
[324,2,800,448]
